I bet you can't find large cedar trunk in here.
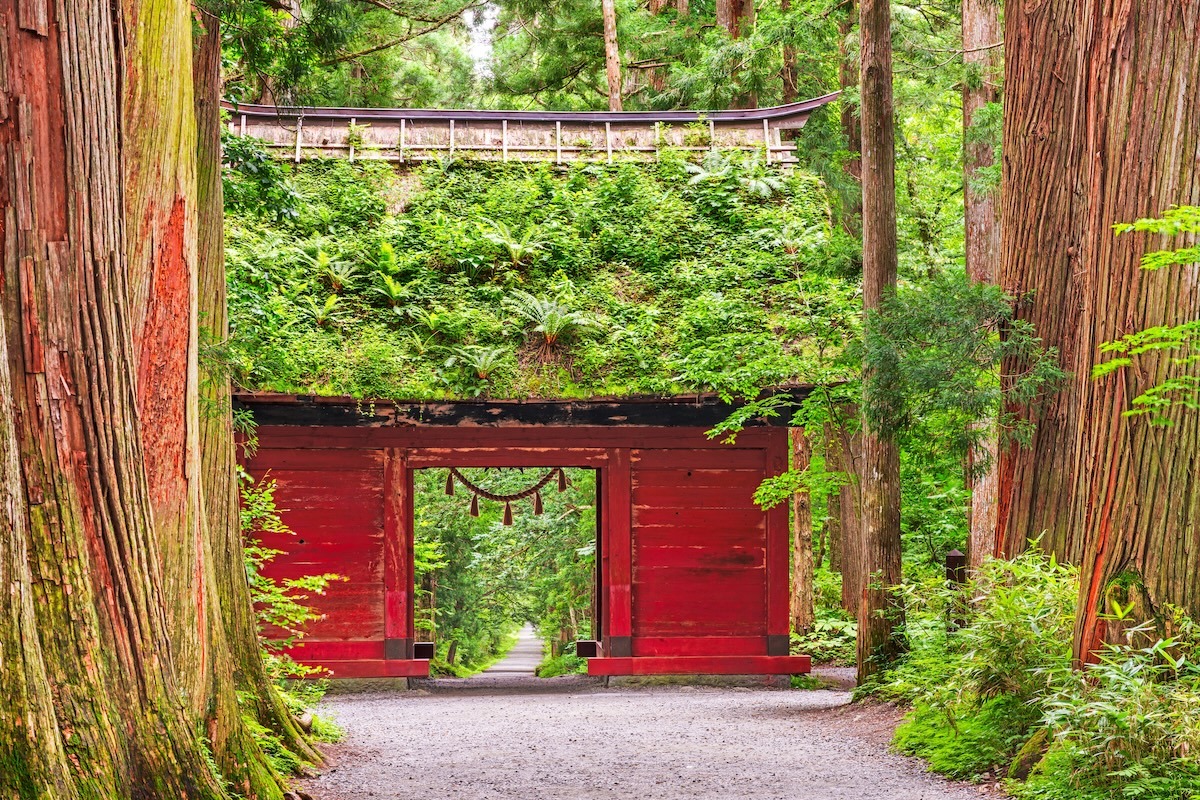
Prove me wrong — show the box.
[857,0,905,682]
[998,2,1200,663]
[0,1,233,795]
[790,429,815,635]
[193,10,320,772]
[962,0,1002,569]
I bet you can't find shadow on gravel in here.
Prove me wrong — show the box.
[409,674,607,696]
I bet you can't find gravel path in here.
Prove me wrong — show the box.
[480,623,542,675]
[298,669,987,800]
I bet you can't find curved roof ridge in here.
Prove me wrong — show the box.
[221,91,840,125]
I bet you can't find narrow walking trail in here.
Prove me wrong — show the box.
[300,655,988,800]
[479,623,542,676]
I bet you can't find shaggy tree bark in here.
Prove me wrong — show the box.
[790,429,816,635]
[998,1,1200,663]
[716,0,755,37]
[0,0,232,795]
[857,0,905,683]
[193,8,320,772]
[963,0,1002,570]
[602,0,623,111]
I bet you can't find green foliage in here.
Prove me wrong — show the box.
[237,468,344,775]
[536,646,588,678]
[895,697,1038,781]
[878,550,1200,799]
[862,271,1066,451]
[872,551,1078,780]
[226,153,850,400]
[1094,206,1200,424]
[1022,612,1200,800]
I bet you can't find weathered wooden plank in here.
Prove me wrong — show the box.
[634,545,764,570]
[587,655,810,676]
[631,636,768,657]
[634,524,766,550]
[250,423,780,450]
[407,447,608,468]
[291,659,431,679]
[262,558,380,583]
[633,571,766,634]
[285,640,385,661]
[632,506,767,528]
[631,483,759,509]
[235,391,809,429]
[383,450,410,648]
[631,449,766,470]
[632,468,764,489]
[244,447,384,471]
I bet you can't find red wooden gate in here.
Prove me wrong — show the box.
[238,393,812,678]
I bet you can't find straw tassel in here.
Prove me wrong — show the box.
[469,494,479,517]
[557,468,568,492]
[533,491,543,515]
[445,470,455,495]
[503,502,513,526]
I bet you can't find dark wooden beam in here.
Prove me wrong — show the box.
[232,388,813,429]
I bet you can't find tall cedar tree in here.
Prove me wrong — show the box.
[998,1,1200,663]
[857,0,905,682]
[602,0,623,110]
[963,0,1001,569]
[790,429,816,634]
[0,1,306,796]
[716,0,757,107]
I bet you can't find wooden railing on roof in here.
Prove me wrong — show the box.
[222,93,839,166]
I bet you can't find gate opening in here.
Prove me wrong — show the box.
[412,467,598,677]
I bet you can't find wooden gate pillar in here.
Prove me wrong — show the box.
[603,448,633,657]
[383,448,413,660]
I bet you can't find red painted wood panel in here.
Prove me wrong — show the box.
[631,483,759,509]
[633,468,764,489]
[248,449,388,647]
[605,448,632,641]
[631,449,766,470]
[631,636,768,657]
[634,544,764,570]
[408,447,608,468]
[286,640,385,660]
[632,568,767,636]
[305,659,431,678]
[632,507,768,528]
[383,450,409,642]
[245,448,384,472]
[587,655,810,676]
[634,524,766,549]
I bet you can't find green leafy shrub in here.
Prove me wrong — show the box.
[1020,612,1200,800]
[876,550,1078,780]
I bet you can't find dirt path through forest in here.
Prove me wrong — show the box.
[298,672,988,800]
